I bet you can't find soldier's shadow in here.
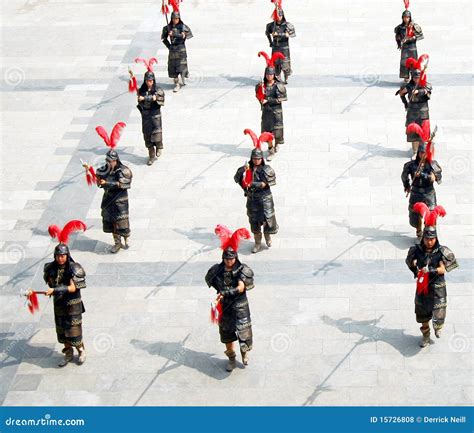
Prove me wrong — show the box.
[321,315,422,357]
[196,142,251,159]
[340,141,409,159]
[130,339,231,381]
[0,332,58,369]
[331,220,414,250]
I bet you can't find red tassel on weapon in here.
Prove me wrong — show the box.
[210,298,223,324]
[86,166,97,186]
[128,74,137,93]
[256,81,265,103]
[416,270,429,295]
[242,163,253,189]
[25,291,43,314]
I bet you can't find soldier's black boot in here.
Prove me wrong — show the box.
[224,350,237,372]
[264,232,272,248]
[240,349,249,366]
[77,344,86,365]
[110,234,122,254]
[419,325,431,347]
[58,346,74,367]
[147,147,156,165]
[252,233,262,253]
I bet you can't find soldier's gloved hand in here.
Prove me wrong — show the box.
[428,266,438,276]
[416,257,427,269]
[220,286,240,297]
[250,181,263,190]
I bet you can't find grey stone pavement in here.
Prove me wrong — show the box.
[0,0,472,406]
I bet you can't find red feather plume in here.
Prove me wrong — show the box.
[214,225,250,252]
[161,3,170,14]
[229,228,251,252]
[135,57,158,72]
[95,122,126,149]
[405,57,418,70]
[244,129,260,149]
[404,0,409,9]
[48,220,87,245]
[413,203,446,227]
[406,122,429,142]
[260,132,274,145]
[258,51,285,68]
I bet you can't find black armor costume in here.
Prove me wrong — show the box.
[234,152,278,253]
[205,260,254,351]
[265,9,295,82]
[406,239,458,342]
[137,71,165,164]
[256,79,287,148]
[394,12,424,79]
[402,151,442,235]
[398,77,432,143]
[97,150,132,252]
[161,11,193,91]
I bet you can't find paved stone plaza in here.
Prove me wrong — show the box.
[0,0,472,406]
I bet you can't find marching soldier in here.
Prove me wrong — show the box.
[256,51,288,159]
[205,225,254,371]
[265,1,296,84]
[135,57,165,165]
[234,144,278,253]
[161,0,193,93]
[406,205,458,347]
[29,221,87,367]
[394,0,424,82]
[401,121,442,239]
[396,68,432,155]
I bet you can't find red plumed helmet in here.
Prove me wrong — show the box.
[48,220,87,244]
[169,0,180,12]
[214,225,251,253]
[406,120,430,143]
[135,57,158,72]
[413,203,446,227]
[95,122,126,149]
[258,51,285,68]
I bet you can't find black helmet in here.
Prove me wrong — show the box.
[402,10,411,18]
[265,66,276,76]
[412,69,421,78]
[251,148,264,159]
[171,11,180,19]
[144,71,155,81]
[423,226,437,239]
[105,150,119,162]
[222,247,238,260]
[54,243,70,256]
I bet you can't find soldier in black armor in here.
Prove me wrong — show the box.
[161,3,193,93]
[136,62,165,165]
[394,1,423,82]
[96,150,133,253]
[256,53,287,159]
[205,225,254,371]
[406,207,458,347]
[397,69,432,154]
[234,148,278,253]
[401,125,442,239]
[38,222,87,367]
[265,5,295,83]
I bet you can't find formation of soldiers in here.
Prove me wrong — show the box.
[24,0,459,371]
[395,0,458,347]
